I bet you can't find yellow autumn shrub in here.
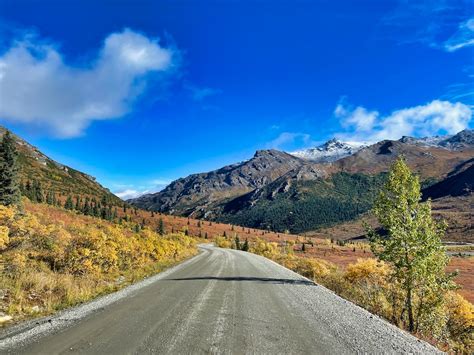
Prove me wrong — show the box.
[0,202,197,323]
[445,291,474,352]
[250,238,279,259]
[345,258,390,283]
[0,225,9,251]
[214,236,232,249]
[344,258,392,319]
[293,257,333,280]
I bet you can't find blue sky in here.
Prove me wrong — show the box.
[0,0,472,198]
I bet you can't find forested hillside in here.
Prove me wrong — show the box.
[218,172,387,233]
[0,126,121,207]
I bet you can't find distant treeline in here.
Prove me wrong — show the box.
[20,179,135,223]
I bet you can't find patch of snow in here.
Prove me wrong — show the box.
[290,139,366,163]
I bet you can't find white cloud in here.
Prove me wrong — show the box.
[444,18,474,52]
[335,99,472,143]
[382,1,472,52]
[0,29,176,137]
[336,103,378,132]
[151,178,172,186]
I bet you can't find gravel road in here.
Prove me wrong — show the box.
[0,244,440,354]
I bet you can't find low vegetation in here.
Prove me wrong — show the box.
[0,202,197,325]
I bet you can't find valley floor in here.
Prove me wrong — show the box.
[292,243,474,303]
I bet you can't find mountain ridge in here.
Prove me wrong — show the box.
[0,126,121,205]
[130,130,474,237]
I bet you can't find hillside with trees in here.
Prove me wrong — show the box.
[0,126,122,207]
[218,172,387,233]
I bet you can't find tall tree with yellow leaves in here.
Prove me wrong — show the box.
[368,157,455,333]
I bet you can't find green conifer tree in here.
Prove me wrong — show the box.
[234,236,241,250]
[242,239,249,251]
[21,180,32,200]
[0,131,21,206]
[32,180,44,203]
[64,195,74,210]
[75,196,81,210]
[46,190,54,205]
[158,218,165,235]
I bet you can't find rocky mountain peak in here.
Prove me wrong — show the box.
[290,139,365,163]
[253,149,291,159]
[440,129,474,148]
[398,129,473,150]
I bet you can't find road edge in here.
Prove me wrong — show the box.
[0,246,209,350]
[228,247,443,354]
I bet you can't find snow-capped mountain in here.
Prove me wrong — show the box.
[398,135,449,147]
[290,139,366,163]
[399,129,474,150]
[291,129,474,163]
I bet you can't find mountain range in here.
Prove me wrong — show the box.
[3,124,472,241]
[130,130,474,239]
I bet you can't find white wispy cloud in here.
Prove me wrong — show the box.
[444,18,474,52]
[382,1,472,52]
[0,28,177,137]
[335,99,472,143]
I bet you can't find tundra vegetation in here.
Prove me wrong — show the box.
[0,202,197,324]
[216,159,473,353]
